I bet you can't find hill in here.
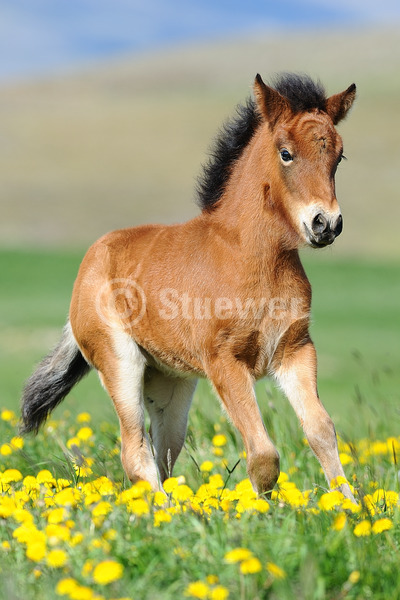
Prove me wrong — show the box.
[0,26,399,258]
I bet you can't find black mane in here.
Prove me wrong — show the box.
[196,73,327,212]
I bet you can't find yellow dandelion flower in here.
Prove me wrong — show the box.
[200,461,214,472]
[1,468,23,483]
[53,487,80,507]
[154,509,172,527]
[26,541,47,562]
[332,514,347,531]
[1,409,15,421]
[212,434,227,447]
[210,586,229,600]
[240,557,262,574]
[103,528,118,540]
[330,475,349,489]
[56,577,79,596]
[69,585,94,600]
[153,491,167,506]
[1,541,11,550]
[224,548,253,563]
[212,447,224,457]
[127,498,149,516]
[82,559,95,576]
[0,444,12,456]
[67,437,81,449]
[47,508,68,524]
[77,412,91,423]
[46,524,71,544]
[339,453,353,465]
[372,518,393,534]
[10,436,24,450]
[266,562,286,580]
[70,532,84,547]
[348,571,360,584]
[93,560,123,585]
[172,484,194,502]
[163,477,179,494]
[37,469,56,485]
[77,427,94,441]
[206,575,219,585]
[13,508,34,524]
[47,549,68,568]
[185,581,209,599]
[318,490,344,511]
[208,474,224,489]
[92,501,113,518]
[23,475,40,494]
[33,568,42,579]
[353,520,371,537]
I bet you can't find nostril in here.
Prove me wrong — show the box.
[311,213,328,235]
[334,214,343,236]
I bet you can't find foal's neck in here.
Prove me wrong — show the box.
[205,125,301,277]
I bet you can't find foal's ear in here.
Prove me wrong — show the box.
[325,83,356,125]
[254,74,291,128]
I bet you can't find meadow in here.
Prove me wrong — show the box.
[1,250,399,599]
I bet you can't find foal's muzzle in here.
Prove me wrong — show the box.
[304,213,343,248]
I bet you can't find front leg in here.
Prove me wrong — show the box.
[207,357,280,495]
[273,340,355,502]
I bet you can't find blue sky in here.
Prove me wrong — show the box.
[1,0,399,81]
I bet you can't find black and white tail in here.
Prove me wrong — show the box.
[20,321,91,434]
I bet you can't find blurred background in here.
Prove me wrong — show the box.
[0,1,399,441]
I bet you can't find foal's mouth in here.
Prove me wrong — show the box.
[303,222,336,248]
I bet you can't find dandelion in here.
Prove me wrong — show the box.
[10,436,24,450]
[26,541,47,562]
[332,514,347,531]
[240,557,262,574]
[318,490,344,511]
[200,461,214,472]
[185,581,209,599]
[127,498,149,516]
[353,520,371,537]
[349,571,361,584]
[266,562,286,580]
[77,412,91,423]
[1,409,15,421]
[1,468,23,484]
[212,434,227,447]
[47,549,68,568]
[93,560,124,585]
[77,426,94,441]
[210,586,229,600]
[372,518,393,534]
[154,509,172,526]
[224,548,253,563]
[0,444,12,456]
[56,578,79,596]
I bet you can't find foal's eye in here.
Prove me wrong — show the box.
[280,149,293,163]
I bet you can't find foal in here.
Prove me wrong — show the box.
[21,73,356,501]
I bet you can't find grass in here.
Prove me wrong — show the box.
[1,393,399,600]
[1,248,399,436]
[0,248,399,599]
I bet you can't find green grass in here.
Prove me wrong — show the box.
[1,248,400,599]
[1,248,399,438]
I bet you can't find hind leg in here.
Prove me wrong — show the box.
[144,369,197,482]
[96,330,162,490]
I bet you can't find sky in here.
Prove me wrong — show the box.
[0,0,399,81]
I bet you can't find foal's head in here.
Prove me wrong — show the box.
[254,73,356,248]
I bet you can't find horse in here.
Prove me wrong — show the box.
[21,73,356,501]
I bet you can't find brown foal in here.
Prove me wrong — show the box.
[21,73,356,501]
